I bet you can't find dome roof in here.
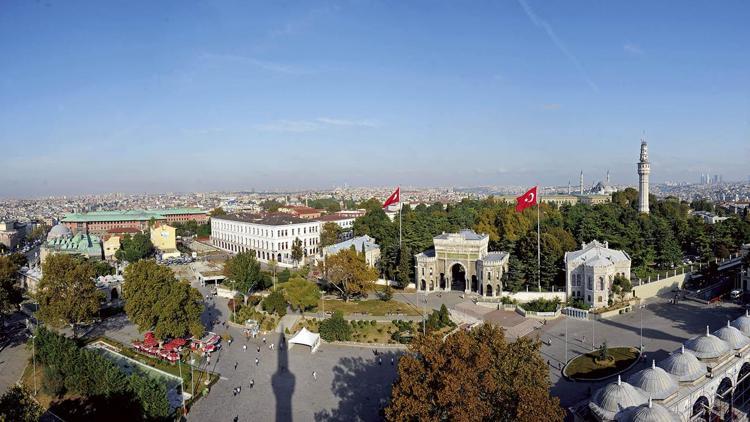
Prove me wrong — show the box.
[47,223,72,241]
[626,398,681,422]
[658,345,707,382]
[731,310,750,336]
[627,360,679,400]
[714,320,750,350]
[589,376,648,421]
[684,326,731,359]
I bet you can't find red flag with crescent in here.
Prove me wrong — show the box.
[382,187,400,208]
[515,186,538,212]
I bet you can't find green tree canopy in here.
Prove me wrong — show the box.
[321,222,342,247]
[123,260,204,338]
[319,310,352,341]
[36,254,102,334]
[282,277,321,311]
[0,255,23,317]
[291,237,304,265]
[223,251,263,295]
[0,385,44,422]
[115,233,154,262]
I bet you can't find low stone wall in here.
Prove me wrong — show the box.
[516,305,561,320]
[591,304,634,319]
[632,273,688,300]
[500,291,567,303]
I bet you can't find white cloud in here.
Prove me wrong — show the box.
[199,53,312,75]
[623,43,644,55]
[255,117,379,133]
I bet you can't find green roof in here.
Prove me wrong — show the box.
[61,208,206,223]
[45,233,102,257]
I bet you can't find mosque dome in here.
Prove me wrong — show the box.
[626,398,682,422]
[657,345,707,382]
[46,223,72,241]
[731,310,750,336]
[684,326,731,359]
[627,360,679,400]
[714,320,750,350]
[589,375,648,421]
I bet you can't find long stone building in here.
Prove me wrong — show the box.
[415,229,509,297]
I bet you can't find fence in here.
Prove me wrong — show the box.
[562,306,589,320]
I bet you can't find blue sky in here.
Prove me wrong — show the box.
[1,0,748,196]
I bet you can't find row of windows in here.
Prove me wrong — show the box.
[213,221,320,237]
[214,240,319,256]
[572,272,627,291]
[213,233,319,251]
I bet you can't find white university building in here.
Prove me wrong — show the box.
[565,240,632,309]
[211,213,321,267]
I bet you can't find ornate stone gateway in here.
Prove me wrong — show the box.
[415,229,509,297]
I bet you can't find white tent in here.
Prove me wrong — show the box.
[288,327,321,353]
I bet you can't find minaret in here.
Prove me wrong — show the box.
[567,180,571,195]
[579,170,584,195]
[637,139,650,214]
[606,170,610,185]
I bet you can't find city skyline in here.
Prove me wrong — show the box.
[1,1,749,196]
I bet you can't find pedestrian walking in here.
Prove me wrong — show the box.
[238,386,241,394]
[233,416,238,422]
[228,338,233,347]
[263,337,266,344]
[390,357,394,366]
[255,358,259,366]
[378,357,382,365]
[250,379,254,388]
[233,388,237,397]
[243,344,247,352]
[257,346,261,353]
[312,371,317,380]
[234,361,238,370]
[270,343,274,351]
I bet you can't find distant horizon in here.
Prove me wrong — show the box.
[1,1,748,197]
[2,179,748,201]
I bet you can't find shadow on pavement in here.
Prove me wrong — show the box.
[272,331,294,422]
[314,350,400,422]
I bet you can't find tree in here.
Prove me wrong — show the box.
[282,277,321,311]
[321,222,342,247]
[395,246,412,289]
[93,260,115,277]
[29,224,49,242]
[291,237,304,266]
[0,256,23,320]
[262,290,287,317]
[123,260,204,339]
[115,233,154,262]
[223,251,263,295]
[385,323,563,422]
[36,254,102,336]
[0,386,44,422]
[319,310,352,341]
[210,207,227,216]
[612,274,632,303]
[325,248,378,301]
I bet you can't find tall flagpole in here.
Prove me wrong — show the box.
[399,199,402,247]
[537,185,541,291]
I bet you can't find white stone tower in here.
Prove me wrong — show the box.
[637,139,650,214]
[579,170,584,195]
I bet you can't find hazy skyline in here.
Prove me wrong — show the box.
[1,1,748,197]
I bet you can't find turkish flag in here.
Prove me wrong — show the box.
[515,186,538,212]
[382,187,400,208]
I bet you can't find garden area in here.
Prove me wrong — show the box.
[563,344,641,381]
[320,299,420,316]
[291,305,454,344]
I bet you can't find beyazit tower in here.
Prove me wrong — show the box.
[637,139,650,214]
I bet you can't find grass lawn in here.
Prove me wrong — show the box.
[564,347,640,380]
[321,299,421,316]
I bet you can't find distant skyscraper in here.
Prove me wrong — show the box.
[637,139,650,214]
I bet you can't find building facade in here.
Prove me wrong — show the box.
[565,240,631,309]
[414,230,509,297]
[321,235,381,268]
[211,213,321,267]
[61,208,208,236]
[638,140,651,214]
[150,223,180,258]
[0,221,22,251]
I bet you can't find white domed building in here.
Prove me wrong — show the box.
[579,317,750,422]
[46,223,72,241]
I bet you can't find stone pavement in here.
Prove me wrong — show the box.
[0,312,31,395]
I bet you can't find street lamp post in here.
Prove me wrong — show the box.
[31,334,37,396]
[640,304,646,351]
[178,359,186,415]
[592,316,596,351]
[564,315,568,365]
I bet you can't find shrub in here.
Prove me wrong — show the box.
[278,268,291,283]
[319,310,352,342]
[370,320,377,326]
[42,366,66,397]
[262,290,288,317]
